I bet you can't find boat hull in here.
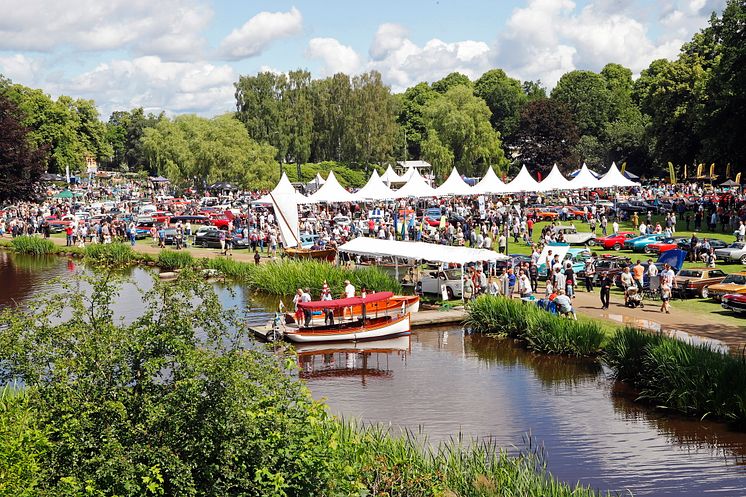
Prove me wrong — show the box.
[310,295,419,322]
[285,247,337,262]
[284,314,411,343]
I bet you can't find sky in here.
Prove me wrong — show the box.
[0,0,727,119]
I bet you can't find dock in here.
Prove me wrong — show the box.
[248,308,466,341]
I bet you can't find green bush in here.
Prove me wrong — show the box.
[157,249,194,270]
[10,236,55,255]
[84,242,135,267]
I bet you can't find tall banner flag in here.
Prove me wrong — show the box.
[620,162,627,174]
[726,163,732,179]
[736,172,742,185]
[683,164,688,180]
[668,162,676,184]
[709,163,715,178]
[697,163,703,177]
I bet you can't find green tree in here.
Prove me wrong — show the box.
[397,82,439,160]
[309,73,352,162]
[515,99,579,174]
[474,69,527,138]
[234,71,287,159]
[432,72,472,93]
[346,71,399,166]
[522,80,547,101]
[282,70,313,166]
[106,108,163,172]
[550,70,611,137]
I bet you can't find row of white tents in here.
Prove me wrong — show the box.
[273,162,638,205]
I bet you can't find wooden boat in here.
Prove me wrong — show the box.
[283,291,411,343]
[310,295,419,322]
[284,246,337,262]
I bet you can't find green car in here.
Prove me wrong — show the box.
[623,233,666,252]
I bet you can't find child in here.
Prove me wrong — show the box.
[660,281,672,314]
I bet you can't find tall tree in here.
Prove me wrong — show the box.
[282,70,313,166]
[106,108,163,172]
[309,73,352,162]
[346,71,398,166]
[397,82,439,160]
[0,92,47,202]
[515,99,579,174]
[432,72,472,94]
[474,69,526,138]
[234,71,287,160]
[550,70,611,137]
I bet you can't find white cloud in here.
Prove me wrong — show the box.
[369,23,409,60]
[0,54,43,83]
[0,0,211,60]
[219,7,303,60]
[306,38,362,76]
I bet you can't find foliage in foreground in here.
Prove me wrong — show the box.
[83,242,136,267]
[0,271,610,497]
[464,295,605,357]
[157,249,194,270]
[605,327,746,426]
[10,236,56,255]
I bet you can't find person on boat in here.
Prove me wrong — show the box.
[301,288,312,326]
[344,279,355,320]
[292,288,304,324]
[321,282,334,325]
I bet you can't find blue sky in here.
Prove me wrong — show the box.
[0,0,726,118]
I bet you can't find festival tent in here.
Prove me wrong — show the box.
[434,167,474,196]
[568,166,602,179]
[353,170,396,201]
[537,164,573,192]
[302,170,356,204]
[268,172,300,248]
[569,163,601,189]
[380,165,404,185]
[399,167,417,182]
[392,168,437,198]
[503,165,540,193]
[305,172,326,192]
[597,162,640,188]
[472,167,506,195]
[338,237,510,265]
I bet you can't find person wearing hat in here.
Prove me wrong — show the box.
[463,274,474,300]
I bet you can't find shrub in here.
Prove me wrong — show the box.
[84,243,134,267]
[157,250,194,270]
[10,236,55,255]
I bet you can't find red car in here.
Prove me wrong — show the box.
[598,231,637,251]
[721,294,746,315]
[646,236,689,254]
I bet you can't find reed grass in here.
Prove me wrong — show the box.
[157,250,194,270]
[10,236,55,255]
[83,243,135,267]
[464,296,604,357]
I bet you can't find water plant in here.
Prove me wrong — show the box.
[84,242,135,267]
[157,249,194,270]
[10,236,55,255]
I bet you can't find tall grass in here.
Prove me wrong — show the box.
[84,243,135,267]
[157,250,194,270]
[204,258,401,296]
[606,327,746,425]
[10,236,55,255]
[464,296,605,357]
[320,420,609,496]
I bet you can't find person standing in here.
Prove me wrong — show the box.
[632,260,645,291]
[660,280,672,314]
[599,272,612,310]
[344,279,355,319]
[564,262,575,298]
[301,288,312,327]
[529,261,538,296]
[253,249,261,265]
[612,220,619,235]
[584,255,596,292]
[518,269,532,298]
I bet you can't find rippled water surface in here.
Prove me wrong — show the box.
[2,252,745,496]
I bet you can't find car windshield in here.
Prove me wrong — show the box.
[678,270,701,277]
[728,243,745,249]
[721,274,746,285]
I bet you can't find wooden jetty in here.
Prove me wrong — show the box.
[248,308,466,341]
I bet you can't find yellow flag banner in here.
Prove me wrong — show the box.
[736,172,742,185]
[668,162,676,184]
[697,163,703,177]
[726,163,731,179]
[620,162,627,174]
[709,163,715,178]
[683,164,688,180]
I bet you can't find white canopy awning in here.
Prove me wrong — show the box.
[380,165,404,185]
[393,168,437,198]
[597,162,640,188]
[352,170,396,201]
[302,170,356,203]
[472,167,506,195]
[434,167,474,196]
[569,163,601,189]
[268,172,300,248]
[339,237,510,264]
[504,165,540,193]
[537,163,573,192]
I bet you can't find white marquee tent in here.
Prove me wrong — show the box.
[352,169,396,201]
[569,163,601,189]
[393,168,437,198]
[268,172,300,248]
[537,164,573,192]
[339,237,510,264]
[301,170,356,204]
[597,162,640,188]
[504,165,540,193]
[472,167,506,195]
[434,167,474,196]
[380,165,404,185]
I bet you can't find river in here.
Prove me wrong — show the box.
[1,251,745,496]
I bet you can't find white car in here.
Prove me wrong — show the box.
[417,268,463,299]
[551,225,596,245]
[333,215,352,227]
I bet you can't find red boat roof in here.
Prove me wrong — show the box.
[298,291,394,310]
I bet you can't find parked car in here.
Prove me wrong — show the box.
[538,247,591,278]
[550,225,596,246]
[674,267,728,298]
[526,207,559,221]
[581,255,631,284]
[300,233,320,249]
[706,271,746,301]
[646,236,690,254]
[423,207,443,227]
[598,232,637,251]
[624,233,667,252]
[416,268,463,300]
[614,249,686,289]
[714,242,746,264]
[721,294,746,315]
[194,229,249,249]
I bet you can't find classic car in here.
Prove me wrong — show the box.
[623,233,667,252]
[613,249,686,289]
[194,228,249,249]
[525,207,559,221]
[416,268,464,300]
[677,238,729,253]
[714,242,746,264]
[598,231,637,250]
[646,236,690,254]
[581,254,631,284]
[423,207,444,227]
[550,225,596,245]
[721,294,746,315]
[674,267,727,298]
[707,271,746,301]
[538,247,591,278]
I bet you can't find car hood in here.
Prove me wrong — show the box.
[709,283,746,293]
[656,249,685,271]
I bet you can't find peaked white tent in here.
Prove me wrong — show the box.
[380,165,404,185]
[268,172,300,248]
[353,170,396,201]
[399,167,417,182]
[569,163,601,189]
[302,170,356,203]
[537,164,573,192]
[393,168,437,198]
[504,165,540,193]
[472,167,506,195]
[434,167,474,196]
[597,162,640,188]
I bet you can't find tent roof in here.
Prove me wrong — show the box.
[393,168,436,198]
[537,164,573,191]
[298,291,394,310]
[396,160,432,169]
[302,171,356,203]
[380,165,404,184]
[597,162,640,188]
[472,167,506,195]
[353,170,396,200]
[338,237,510,264]
[720,179,740,187]
[269,172,301,247]
[433,167,474,196]
[569,163,601,189]
[504,165,540,193]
